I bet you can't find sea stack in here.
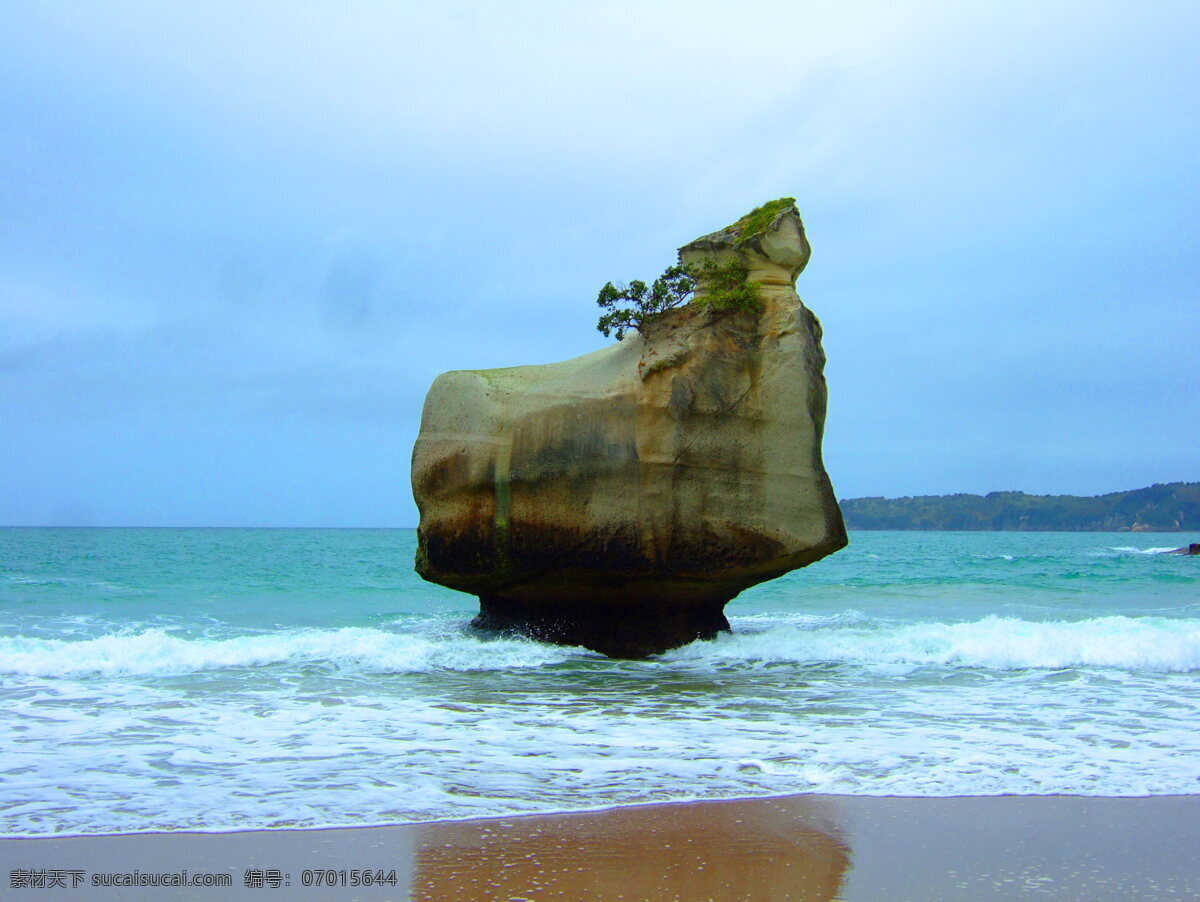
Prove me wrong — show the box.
[411,199,846,657]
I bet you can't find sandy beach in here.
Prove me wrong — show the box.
[4,794,1199,901]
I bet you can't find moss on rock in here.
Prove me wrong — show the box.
[725,197,797,245]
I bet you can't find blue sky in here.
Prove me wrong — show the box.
[2,1,1198,527]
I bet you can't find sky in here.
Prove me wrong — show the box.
[2,0,1198,527]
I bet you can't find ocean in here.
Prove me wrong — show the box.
[1,528,1197,837]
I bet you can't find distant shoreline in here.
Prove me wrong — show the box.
[841,481,1199,532]
[844,527,1194,533]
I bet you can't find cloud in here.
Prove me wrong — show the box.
[10,1,984,160]
[1,0,1197,524]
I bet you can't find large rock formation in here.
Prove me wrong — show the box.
[411,199,846,657]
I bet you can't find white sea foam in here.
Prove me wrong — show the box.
[0,627,585,677]
[1110,546,1185,555]
[5,651,1200,836]
[686,614,1200,672]
[727,609,871,628]
[3,615,1198,679]
[7,529,1200,837]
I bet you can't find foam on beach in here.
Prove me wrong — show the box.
[4,610,1200,835]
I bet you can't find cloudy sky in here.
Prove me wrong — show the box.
[2,1,1197,527]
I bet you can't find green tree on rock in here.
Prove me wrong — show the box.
[596,257,763,340]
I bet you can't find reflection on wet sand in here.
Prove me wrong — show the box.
[412,796,850,901]
[3,795,1200,900]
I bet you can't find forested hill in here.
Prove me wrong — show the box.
[840,483,1200,532]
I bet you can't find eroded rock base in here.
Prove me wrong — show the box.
[471,594,732,659]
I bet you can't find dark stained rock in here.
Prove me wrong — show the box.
[411,200,846,657]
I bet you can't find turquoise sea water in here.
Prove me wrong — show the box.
[1,528,1198,836]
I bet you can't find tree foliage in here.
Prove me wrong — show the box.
[596,263,695,340]
[691,257,763,312]
[595,257,762,340]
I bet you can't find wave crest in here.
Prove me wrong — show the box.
[0,627,582,678]
[669,614,1200,672]
[4,615,1198,678]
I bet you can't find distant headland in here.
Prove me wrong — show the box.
[840,482,1200,532]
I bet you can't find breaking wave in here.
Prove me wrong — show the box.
[682,614,1200,672]
[1109,546,1186,555]
[0,626,584,678]
[3,614,1199,678]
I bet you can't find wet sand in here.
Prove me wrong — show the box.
[3,794,1199,900]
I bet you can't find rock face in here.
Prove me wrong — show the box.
[411,200,846,657]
